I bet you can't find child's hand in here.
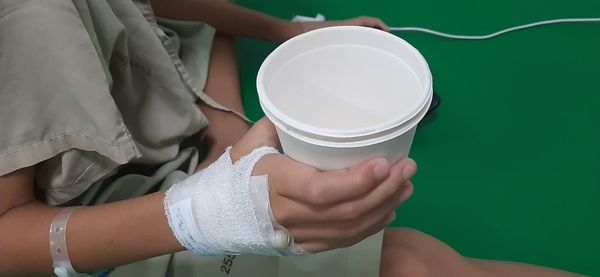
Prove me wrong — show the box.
[282,16,390,42]
[231,118,415,253]
[343,16,390,31]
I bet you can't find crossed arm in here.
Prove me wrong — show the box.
[0,119,413,276]
[150,0,389,42]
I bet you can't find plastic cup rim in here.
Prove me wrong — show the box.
[257,26,432,141]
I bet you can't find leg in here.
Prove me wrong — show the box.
[380,228,586,277]
[196,33,249,171]
[380,228,477,277]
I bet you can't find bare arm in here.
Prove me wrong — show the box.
[150,0,295,42]
[0,167,183,276]
[0,120,414,275]
[149,0,390,43]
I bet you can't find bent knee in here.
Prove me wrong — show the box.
[380,245,429,277]
[382,228,480,276]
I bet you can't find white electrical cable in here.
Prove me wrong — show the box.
[390,18,600,40]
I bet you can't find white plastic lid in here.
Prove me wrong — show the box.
[257,26,432,143]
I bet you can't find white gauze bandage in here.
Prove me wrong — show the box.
[164,146,306,256]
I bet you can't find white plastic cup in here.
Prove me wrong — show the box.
[257,26,432,170]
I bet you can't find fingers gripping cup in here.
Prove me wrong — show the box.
[257,26,433,170]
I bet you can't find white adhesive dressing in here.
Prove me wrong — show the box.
[164,146,306,256]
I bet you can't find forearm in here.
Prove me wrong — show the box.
[0,192,182,276]
[150,0,299,42]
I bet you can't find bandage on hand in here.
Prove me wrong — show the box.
[164,145,306,256]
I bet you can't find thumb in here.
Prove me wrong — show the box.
[230,117,281,161]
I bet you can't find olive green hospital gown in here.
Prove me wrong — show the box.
[0,0,383,276]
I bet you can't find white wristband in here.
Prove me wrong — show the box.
[164,146,307,256]
[49,207,81,277]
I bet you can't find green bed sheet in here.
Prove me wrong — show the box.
[236,0,600,274]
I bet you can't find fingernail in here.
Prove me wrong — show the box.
[400,188,413,203]
[386,212,397,224]
[373,160,390,180]
[402,159,417,179]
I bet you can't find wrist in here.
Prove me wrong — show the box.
[163,147,292,256]
[273,21,303,43]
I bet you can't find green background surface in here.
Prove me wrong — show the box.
[235,0,600,275]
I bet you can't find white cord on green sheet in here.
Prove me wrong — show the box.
[389,18,600,40]
[293,14,600,40]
